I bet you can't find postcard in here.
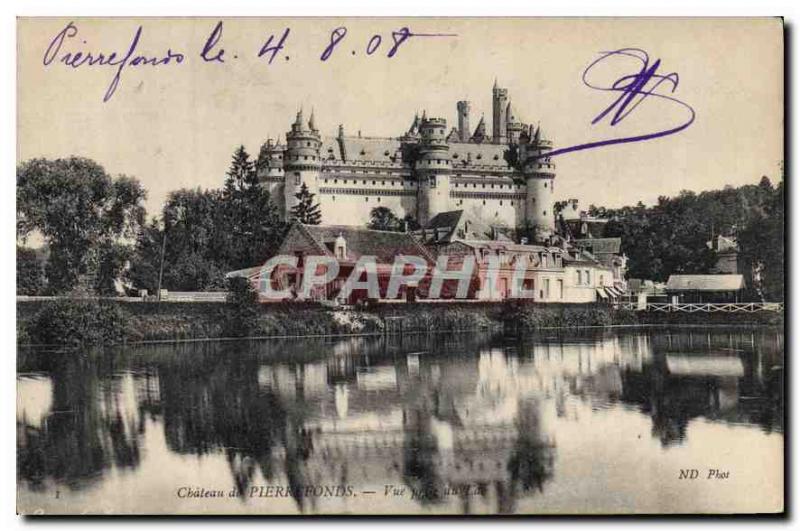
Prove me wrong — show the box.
[16,17,784,515]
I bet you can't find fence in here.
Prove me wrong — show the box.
[618,302,784,313]
[17,291,230,303]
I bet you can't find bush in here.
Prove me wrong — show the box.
[503,303,623,331]
[222,277,260,337]
[25,298,130,346]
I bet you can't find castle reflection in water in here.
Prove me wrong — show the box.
[17,328,783,514]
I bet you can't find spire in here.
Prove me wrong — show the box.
[421,109,428,121]
[493,77,498,90]
[308,108,316,131]
[408,113,420,134]
[533,123,541,145]
[471,114,487,143]
[294,107,304,127]
[506,101,515,123]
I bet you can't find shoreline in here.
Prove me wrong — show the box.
[16,319,783,350]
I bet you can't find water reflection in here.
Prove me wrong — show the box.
[17,328,783,514]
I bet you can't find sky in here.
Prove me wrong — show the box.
[17,17,783,218]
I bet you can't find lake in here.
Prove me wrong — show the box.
[17,327,784,515]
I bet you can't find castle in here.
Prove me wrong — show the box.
[256,81,557,236]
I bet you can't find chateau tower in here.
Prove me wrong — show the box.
[416,114,451,225]
[257,137,286,215]
[283,108,322,220]
[492,80,508,144]
[520,124,557,237]
[457,100,471,142]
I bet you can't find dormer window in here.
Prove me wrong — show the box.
[334,233,347,260]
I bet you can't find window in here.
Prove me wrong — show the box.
[365,197,369,202]
[576,270,582,285]
[294,173,301,185]
[544,278,551,299]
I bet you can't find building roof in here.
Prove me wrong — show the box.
[417,210,497,243]
[290,224,436,264]
[457,239,557,253]
[574,237,621,255]
[665,274,744,292]
[317,133,513,169]
[427,210,465,231]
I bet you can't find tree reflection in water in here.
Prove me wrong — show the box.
[16,328,783,514]
[18,354,143,491]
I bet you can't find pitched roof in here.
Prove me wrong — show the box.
[665,274,744,291]
[420,210,496,243]
[574,237,621,254]
[426,210,465,230]
[297,224,436,264]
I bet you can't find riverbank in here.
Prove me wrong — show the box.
[16,298,784,347]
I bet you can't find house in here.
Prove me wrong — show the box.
[227,215,623,304]
[665,274,745,303]
[572,237,628,292]
[227,223,436,304]
[707,235,740,275]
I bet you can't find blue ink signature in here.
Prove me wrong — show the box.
[543,48,695,159]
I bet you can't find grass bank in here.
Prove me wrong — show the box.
[16,298,783,347]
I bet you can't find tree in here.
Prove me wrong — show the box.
[367,207,403,231]
[739,178,784,301]
[595,179,780,283]
[127,146,288,293]
[223,276,261,337]
[17,246,46,295]
[128,189,228,293]
[290,183,322,225]
[222,146,286,267]
[17,157,146,293]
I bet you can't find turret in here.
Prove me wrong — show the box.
[492,80,508,144]
[457,100,471,142]
[519,124,556,238]
[505,101,524,144]
[257,137,286,215]
[284,108,322,221]
[415,114,451,225]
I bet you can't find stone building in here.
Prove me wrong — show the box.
[256,82,557,238]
